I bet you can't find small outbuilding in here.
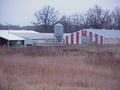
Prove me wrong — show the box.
[0,33,24,47]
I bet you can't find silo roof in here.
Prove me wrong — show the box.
[55,23,63,27]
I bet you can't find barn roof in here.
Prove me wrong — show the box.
[12,32,55,39]
[0,33,24,40]
[85,29,120,37]
[0,30,70,40]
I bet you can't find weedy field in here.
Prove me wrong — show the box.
[0,45,120,90]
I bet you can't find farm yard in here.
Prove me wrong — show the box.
[0,45,120,90]
[1,0,120,89]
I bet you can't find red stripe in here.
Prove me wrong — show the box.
[71,34,74,44]
[89,32,92,41]
[76,32,79,44]
[100,36,103,44]
[82,30,87,36]
[66,36,68,44]
[95,34,98,44]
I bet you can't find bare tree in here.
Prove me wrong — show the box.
[71,14,86,31]
[85,5,111,29]
[34,6,59,32]
[60,15,74,33]
[112,7,120,29]
[60,14,87,33]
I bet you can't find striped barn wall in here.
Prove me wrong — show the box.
[66,36,68,44]
[65,29,103,45]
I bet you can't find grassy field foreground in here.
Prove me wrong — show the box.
[0,45,120,90]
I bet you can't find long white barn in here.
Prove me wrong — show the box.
[0,30,69,47]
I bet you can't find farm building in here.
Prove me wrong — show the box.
[7,30,55,45]
[0,32,24,47]
[0,23,68,46]
[65,29,120,45]
[65,29,103,45]
[0,30,69,46]
[86,29,120,44]
[1,28,120,47]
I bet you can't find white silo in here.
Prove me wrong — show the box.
[54,23,64,44]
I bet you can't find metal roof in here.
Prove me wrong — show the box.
[0,30,70,40]
[0,33,24,40]
[12,33,55,39]
[85,29,120,37]
[12,32,69,40]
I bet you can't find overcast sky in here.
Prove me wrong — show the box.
[0,0,120,26]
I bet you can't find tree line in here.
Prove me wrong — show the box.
[0,24,35,30]
[0,5,120,33]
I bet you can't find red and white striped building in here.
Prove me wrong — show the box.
[65,29,103,45]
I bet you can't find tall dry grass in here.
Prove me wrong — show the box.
[0,45,120,90]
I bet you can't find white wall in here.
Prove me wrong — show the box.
[103,37,120,44]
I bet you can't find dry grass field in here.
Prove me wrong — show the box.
[0,45,120,90]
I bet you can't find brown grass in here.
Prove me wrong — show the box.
[0,45,120,90]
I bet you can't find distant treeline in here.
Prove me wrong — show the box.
[0,24,54,33]
[0,24,35,31]
[0,5,120,33]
